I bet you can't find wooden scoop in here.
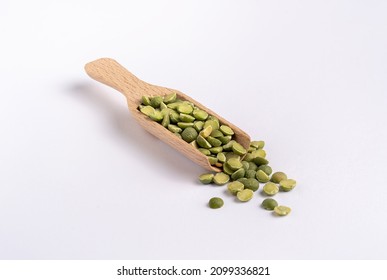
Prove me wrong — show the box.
[84,58,250,172]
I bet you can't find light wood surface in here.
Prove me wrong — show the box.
[84,58,251,172]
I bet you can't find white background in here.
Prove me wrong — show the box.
[1,0,386,260]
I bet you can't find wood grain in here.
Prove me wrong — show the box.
[84,58,251,172]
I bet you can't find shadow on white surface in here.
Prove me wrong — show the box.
[67,82,203,181]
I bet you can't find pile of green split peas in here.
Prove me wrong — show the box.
[138,93,296,217]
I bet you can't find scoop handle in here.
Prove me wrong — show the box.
[84,58,144,106]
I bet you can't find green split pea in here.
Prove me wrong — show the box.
[138,93,296,215]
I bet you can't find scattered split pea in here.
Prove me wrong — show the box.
[138,93,296,216]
